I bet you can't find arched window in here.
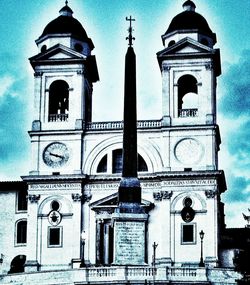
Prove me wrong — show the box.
[16,220,27,244]
[49,80,69,122]
[96,150,148,174]
[178,75,198,117]
[138,154,148,172]
[97,154,108,173]
[8,255,26,274]
[112,149,123,174]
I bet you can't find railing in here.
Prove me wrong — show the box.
[86,120,162,131]
[178,108,198,118]
[0,266,239,284]
[83,266,206,282]
[49,114,68,122]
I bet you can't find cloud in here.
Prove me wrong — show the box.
[0,53,31,180]
[219,49,250,117]
[219,50,250,209]
[0,76,15,98]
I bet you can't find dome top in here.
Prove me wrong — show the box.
[164,1,215,40]
[38,3,88,42]
[183,0,196,12]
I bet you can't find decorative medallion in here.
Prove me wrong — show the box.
[48,210,62,226]
[174,138,203,165]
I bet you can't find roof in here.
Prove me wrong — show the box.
[38,4,90,44]
[164,2,216,43]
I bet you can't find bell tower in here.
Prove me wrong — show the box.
[29,2,99,176]
[154,0,225,267]
[23,2,98,272]
[157,0,221,172]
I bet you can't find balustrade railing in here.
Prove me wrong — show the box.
[178,108,198,118]
[81,266,204,282]
[49,114,68,122]
[86,119,162,131]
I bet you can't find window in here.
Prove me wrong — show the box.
[96,150,148,174]
[48,80,69,122]
[112,149,123,173]
[97,154,107,173]
[48,227,62,247]
[181,224,196,244]
[178,75,198,117]
[17,190,27,211]
[16,220,27,244]
[138,154,148,172]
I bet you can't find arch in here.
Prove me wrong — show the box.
[48,80,69,122]
[177,75,198,117]
[83,135,163,175]
[171,192,206,212]
[38,195,72,215]
[15,219,27,244]
[8,255,26,274]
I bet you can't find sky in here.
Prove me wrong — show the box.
[0,0,249,228]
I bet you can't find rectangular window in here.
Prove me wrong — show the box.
[181,223,196,244]
[48,227,62,247]
[17,190,28,212]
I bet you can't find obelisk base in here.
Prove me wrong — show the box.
[112,210,148,265]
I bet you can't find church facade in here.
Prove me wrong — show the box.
[0,1,242,284]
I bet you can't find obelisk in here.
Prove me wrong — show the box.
[112,16,148,265]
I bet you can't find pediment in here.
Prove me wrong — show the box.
[90,192,153,212]
[157,37,213,58]
[30,44,86,63]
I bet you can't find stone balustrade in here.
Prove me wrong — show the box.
[178,108,198,117]
[48,113,69,122]
[86,119,162,131]
[0,266,240,284]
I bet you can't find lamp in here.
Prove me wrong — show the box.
[199,230,205,267]
[80,231,87,267]
[0,254,4,264]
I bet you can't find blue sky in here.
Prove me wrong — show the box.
[0,0,249,227]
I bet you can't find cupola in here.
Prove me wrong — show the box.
[162,0,216,48]
[35,2,94,56]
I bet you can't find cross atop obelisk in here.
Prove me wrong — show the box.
[126,16,135,47]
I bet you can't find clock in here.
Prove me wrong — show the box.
[43,142,70,168]
[174,138,203,165]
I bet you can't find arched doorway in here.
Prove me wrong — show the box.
[8,255,26,274]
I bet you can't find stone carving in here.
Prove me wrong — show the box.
[205,190,217,198]
[153,191,173,201]
[72,193,82,202]
[28,194,41,203]
[83,193,92,203]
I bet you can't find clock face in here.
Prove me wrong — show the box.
[43,142,70,168]
[174,138,203,165]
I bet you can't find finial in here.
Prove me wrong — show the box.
[65,0,68,6]
[183,0,196,11]
[126,16,135,47]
